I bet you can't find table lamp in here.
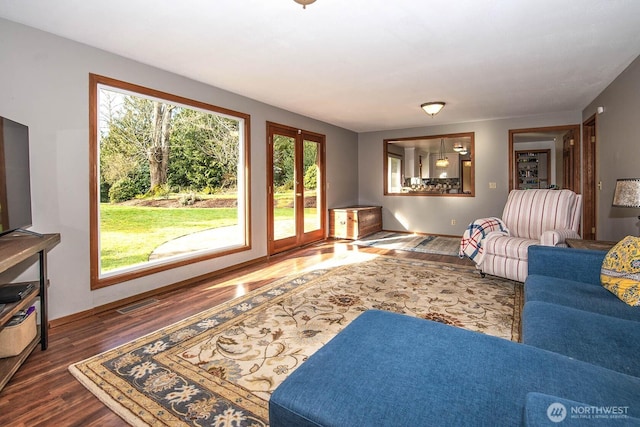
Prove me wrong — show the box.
[612,178,640,221]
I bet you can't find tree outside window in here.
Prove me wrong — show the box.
[90,74,250,289]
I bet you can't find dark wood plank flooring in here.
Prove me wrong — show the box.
[0,239,472,426]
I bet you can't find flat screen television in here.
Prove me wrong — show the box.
[0,116,32,236]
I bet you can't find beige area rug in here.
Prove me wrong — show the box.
[354,231,461,256]
[69,254,522,426]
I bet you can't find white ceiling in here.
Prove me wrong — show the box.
[2,0,640,133]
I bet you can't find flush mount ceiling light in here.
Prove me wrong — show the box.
[453,143,468,155]
[421,101,445,117]
[294,0,316,8]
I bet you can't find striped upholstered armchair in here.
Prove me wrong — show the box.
[476,189,582,282]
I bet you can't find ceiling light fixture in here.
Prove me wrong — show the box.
[421,101,445,117]
[453,142,468,155]
[294,0,316,8]
[435,139,449,168]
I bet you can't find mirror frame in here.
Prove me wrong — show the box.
[383,131,475,197]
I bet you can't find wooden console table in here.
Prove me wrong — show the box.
[0,232,60,392]
[566,238,618,251]
[329,206,382,239]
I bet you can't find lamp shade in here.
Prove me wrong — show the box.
[421,102,445,117]
[612,178,640,207]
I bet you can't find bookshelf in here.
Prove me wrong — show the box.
[516,149,550,190]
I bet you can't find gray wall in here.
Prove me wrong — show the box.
[583,55,640,240]
[3,15,638,320]
[358,112,581,236]
[0,19,358,320]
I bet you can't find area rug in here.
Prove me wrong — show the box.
[69,254,521,426]
[354,231,461,256]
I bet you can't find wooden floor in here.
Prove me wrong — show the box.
[0,239,472,426]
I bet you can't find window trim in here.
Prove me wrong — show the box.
[89,73,251,290]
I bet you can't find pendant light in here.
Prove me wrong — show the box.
[435,139,449,168]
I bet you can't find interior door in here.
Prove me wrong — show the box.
[267,122,325,255]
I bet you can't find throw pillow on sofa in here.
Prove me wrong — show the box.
[601,235,640,306]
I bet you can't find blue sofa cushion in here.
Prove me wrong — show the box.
[522,301,640,377]
[523,392,640,426]
[525,274,640,322]
[528,246,606,286]
[269,310,640,427]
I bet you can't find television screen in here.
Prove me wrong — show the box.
[0,116,32,235]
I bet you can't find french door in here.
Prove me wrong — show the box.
[267,122,326,255]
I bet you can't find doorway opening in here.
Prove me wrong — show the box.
[508,124,593,238]
[508,124,580,193]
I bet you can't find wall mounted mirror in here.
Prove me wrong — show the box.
[384,132,474,196]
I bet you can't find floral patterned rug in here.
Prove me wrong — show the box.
[69,254,522,426]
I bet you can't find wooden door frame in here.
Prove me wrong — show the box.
[508,124,581,192]
[582,114,597,240]
[266,121,326,255]
[0,119,8,230]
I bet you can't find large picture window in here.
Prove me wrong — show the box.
[89,74,251,289]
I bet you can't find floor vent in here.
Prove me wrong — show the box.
[116,298,160,315]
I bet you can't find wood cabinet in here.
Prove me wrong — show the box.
[516,149,550,190]
[329,206,382,239]
[0,232,60,392]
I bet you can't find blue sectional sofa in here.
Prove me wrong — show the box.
[269,246,640,426]
[523,246,640,379]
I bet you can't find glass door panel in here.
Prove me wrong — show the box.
[387,155,402,193]
[303,139,321,234]
[272,134,296,241]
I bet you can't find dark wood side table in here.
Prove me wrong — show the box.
[566,239,618,251]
